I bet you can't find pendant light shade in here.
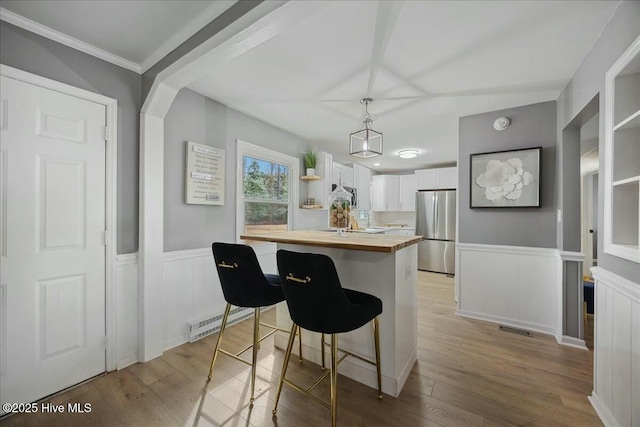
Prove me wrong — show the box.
[350,98,382,158]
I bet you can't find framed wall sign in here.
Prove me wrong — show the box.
[185,141,225,205]
[470,146,541,208]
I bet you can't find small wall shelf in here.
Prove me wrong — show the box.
[300,175,322,181]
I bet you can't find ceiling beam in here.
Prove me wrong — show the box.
[365,1,403,97]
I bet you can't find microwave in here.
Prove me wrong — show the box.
[331,184,358,208]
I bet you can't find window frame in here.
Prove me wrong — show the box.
[236,139,299,245]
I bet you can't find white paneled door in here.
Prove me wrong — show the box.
[0,76,106,409]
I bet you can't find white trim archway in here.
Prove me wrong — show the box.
[137,0,335,361]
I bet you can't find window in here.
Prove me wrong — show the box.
[236,140,298,243]
[243,156,289,234]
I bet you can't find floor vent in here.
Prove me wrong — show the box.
[188,307,254,343]
[498,325,532,337]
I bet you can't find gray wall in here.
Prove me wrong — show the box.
[557,0,640,284]
[0,21,141,254]
[459,101,557,247]
[164,88,307,251]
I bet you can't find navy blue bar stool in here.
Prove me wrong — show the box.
[272,249,383,427]
[208,243,302,405]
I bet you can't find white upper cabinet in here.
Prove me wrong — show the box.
[603,35,640,263]
[353,163,372,211]
[372,175,400,211]
[372,173,417,211]
[416,166,458,190]
[399,174,417,211]
[332,162,354,187]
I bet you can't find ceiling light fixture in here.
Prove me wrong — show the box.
[373,163,380,166]
[398,149,419,159]
[350,98,382,158]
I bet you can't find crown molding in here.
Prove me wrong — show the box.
[140,0,238,73]
[0,7,142,74]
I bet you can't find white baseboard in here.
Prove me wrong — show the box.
[456,309,557,336]
[556,335,588,350]
[396,346,417,396]
[164,335,189,353]
[589,392,621,427]
[117,351,138,370]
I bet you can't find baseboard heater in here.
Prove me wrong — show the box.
[188,307,254,343]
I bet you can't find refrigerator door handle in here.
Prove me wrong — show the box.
[434,192,439,237]
[430,192,436,238]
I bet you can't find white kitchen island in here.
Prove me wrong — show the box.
[240,230,422,397]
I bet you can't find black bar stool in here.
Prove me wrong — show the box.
[272,249,383,427]
[208,242,302,405]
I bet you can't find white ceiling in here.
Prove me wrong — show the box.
[0,0,235,72]
[1,1,620,172]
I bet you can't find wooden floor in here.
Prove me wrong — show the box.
[2,272,601,426]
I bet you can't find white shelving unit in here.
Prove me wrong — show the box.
[300,151,332,210]
[603,35,640,263]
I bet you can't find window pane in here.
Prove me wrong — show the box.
[243,156,289,202]
[244,201,288,234]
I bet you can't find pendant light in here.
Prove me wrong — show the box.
[349,98,382,158]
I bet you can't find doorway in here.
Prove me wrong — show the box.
[580,113,599,350]
[0,71,114,410]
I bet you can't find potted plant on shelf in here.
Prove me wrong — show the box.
[304,148,317,176]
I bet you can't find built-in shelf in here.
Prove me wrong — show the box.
[613,109,640,131]
[300,175,322,181]
[613,176,640,187]
[301,204,323,209]
[604,35,640,263]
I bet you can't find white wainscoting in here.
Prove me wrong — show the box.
[162,245,278,352]
[590,267,640,427]
[162,248,220,351]
[114,246,278,368]
[456,243,560,336]
[114,253,138,369]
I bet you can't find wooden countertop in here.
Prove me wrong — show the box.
[240,230,423,253]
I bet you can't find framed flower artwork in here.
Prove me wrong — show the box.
[470,147,541,208]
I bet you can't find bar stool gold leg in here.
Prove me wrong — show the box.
[321,333,326,370]
[272,323,298,416]
[330,334,338,427]
[257,308,261,350]
[373,316,382,399]
[250,307,260,405]
[208,303,231,380]
[298,326,303,363]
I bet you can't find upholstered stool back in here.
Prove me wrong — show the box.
[212,242,283,308]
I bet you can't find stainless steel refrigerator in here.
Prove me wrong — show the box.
[415,190,456,275]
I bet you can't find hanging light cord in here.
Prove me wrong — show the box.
[360,98,377,130]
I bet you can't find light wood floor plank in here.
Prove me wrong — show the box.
[1,272,601,426]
